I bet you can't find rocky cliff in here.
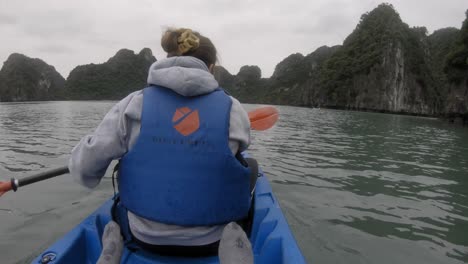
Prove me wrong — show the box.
[427,28,460,93]
[318,5,440,115]
[216,46,339,106]
[268,46,340,106]
[217,4,443,115]
[65,48,156,100]
[216,4,467,119]
[0,4,466,121]
[0,54,65,101]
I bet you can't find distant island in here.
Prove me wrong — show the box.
[0,4,466,124]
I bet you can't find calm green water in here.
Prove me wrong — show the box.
[0,101,467,263]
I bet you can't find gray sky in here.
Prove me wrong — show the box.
[0,0,466,78]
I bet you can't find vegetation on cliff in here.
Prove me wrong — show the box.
[65,48,156,100]
[217,4,466,117]
[0,54,65,101]
[0,4,467,120]
[443,10,468,117]
[427,28,460,86]
[445,10,468,83]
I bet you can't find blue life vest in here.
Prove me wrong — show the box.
[118,85,251,226]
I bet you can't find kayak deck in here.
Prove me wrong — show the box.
[33,171,305,263]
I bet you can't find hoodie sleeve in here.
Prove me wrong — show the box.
[68,90,143,188]
[228,97,251,154]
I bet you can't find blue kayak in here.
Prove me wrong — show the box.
[32,169,306,264]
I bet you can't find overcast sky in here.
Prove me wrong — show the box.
[0,0,466,78]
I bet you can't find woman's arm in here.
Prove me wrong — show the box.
[68,91,143,188]
[228,97,251,154]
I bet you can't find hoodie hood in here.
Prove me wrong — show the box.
[147,56,219,97]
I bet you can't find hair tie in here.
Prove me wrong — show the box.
[177,29,200,54]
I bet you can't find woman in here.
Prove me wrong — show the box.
[69,28,253,257]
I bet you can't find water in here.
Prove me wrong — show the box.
[0,101,467,264]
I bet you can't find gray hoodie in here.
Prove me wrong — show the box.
[69,56,251,246]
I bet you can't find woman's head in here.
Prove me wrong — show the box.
[161,28,217,69]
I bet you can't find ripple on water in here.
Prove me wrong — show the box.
[249,105,468,263]
[1,102,468,264]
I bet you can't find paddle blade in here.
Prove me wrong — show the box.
[248,106,279,131]
[0,181,12,197]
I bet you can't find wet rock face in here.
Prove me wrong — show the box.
[0,53,65,102]
[347,41,438,115]
[446,79,468,116]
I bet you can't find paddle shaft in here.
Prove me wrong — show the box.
[11,166,69,191]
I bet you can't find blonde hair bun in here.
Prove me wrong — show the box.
[161,28,200,56]
[160,27,217,67]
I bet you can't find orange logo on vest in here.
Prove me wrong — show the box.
[172,107,200,136]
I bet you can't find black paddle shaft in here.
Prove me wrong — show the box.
[12,166,70,190]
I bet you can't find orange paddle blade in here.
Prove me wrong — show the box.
[0,180,12,197]
[248,106,279,131]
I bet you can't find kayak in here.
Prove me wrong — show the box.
[32,168,306,264]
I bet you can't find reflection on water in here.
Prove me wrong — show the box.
[0,102,467,263]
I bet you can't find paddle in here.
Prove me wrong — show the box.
[0,106,279,197]
[249,106,279,131]
[0,166,69,197]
